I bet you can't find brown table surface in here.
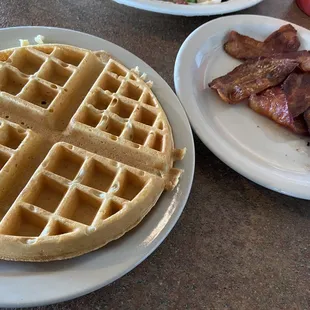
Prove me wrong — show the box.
[1,0,310,309]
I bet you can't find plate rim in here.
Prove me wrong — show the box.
[0,25,195,307]
[174,14,310,200]
[113,0,264,16]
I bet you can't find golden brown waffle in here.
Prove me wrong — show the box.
[0,44,185,261]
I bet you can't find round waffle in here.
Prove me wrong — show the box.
[0,44,185,261]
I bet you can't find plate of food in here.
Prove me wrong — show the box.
[175,14,310,200]
[0,26,194,307]
[113,0,264,16]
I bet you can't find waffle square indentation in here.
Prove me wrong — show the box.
[0,151,10,171]
[128,126,148,146]
[48,221,72,236]
[19,80,58,109]
[0,68,28,95]
[0,124,26,149]
[81,159,116,193]
[99,73,121,93]
[76,106,101,128]
[115,170,145,201]
[106,62,126,77]
[24,175,67,213]
[89,90,112,111]
[99,117,125,137]
[108,98,135,119]
[102,200,122,220]
[46,146,84,180]
[52,49,85,67]
[141,91,156,107]
[1,207,47,237]
[120,82,143,101]
[39,60,72,86]
[150,133,164,152]
[11,49,45,75]
[134,106,157,127]
[61,189,101,226]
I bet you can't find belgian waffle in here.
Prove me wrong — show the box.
[0,44,185,261]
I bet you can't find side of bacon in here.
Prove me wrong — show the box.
[224,24,300,60]
[208,58,298,104]
[224,31,265,60]
[282,73,310,117]
[264,24,300,52]
[290,51,310,72]
[212,24,310,136]
[258,51,310,72]
[303,107,310,132]
[248,87,309,135]
[294,115,310,136]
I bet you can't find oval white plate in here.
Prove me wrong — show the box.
[175,15,310,200]
[113,0,264,16]
[0,26,195,307]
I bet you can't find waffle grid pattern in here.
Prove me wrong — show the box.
[0,118,36,183]
[73,59,167,153]
[0,119,28,169]
[0,45,183,261]
[0,142,153,238]
[0,46,91,130]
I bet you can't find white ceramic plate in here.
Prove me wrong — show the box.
[175,14,310,200]
[0,26,195,308]
[113,0,264,16]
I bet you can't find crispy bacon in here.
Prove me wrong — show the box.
[294,115,309,135]
[261,51,310,72]
[264,24,300,52]
[303,107,310,133]
[212,24,310,135]
[249,87,309,135]
[208,58,298,104]
[224,31,266,59]
[224,24,300,60]
[283,73,310,117]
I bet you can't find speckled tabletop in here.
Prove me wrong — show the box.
[1,0,310,309]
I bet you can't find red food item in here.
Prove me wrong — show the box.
[283,72,310,117]
[293,115,309,135]
[303,107,310,131]
[264,24,300,52]
[296,0,310,16]
[208,58,298,104]
[224,31,265,59]
[249,87,309,135]
[261,51,310,72]
[224,24,300,60]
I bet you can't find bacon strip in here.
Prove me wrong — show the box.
[260,51,310,72]
[264,24,300,52]
[249,87,309,135]
[224,31,265,59]
[208,58,298,104]
[283,73,310,118]
[224,24,300,60]
[303,107,310,133]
